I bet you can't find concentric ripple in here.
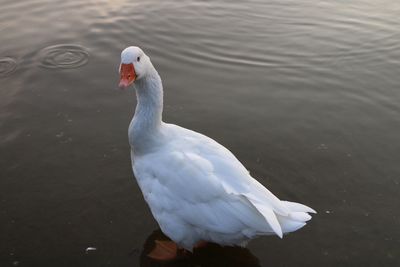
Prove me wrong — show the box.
[0,57,17,77]
[38,44,89,69]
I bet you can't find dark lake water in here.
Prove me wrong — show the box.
[1,0,400,266]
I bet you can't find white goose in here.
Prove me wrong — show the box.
[118,46,316,260]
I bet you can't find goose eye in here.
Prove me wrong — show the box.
[137,56,140,62]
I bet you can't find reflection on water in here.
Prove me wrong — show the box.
[36,44,90,69]
[140,230,261,267]
[0,57,17,77]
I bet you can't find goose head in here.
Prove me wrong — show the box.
[118,46,150,89]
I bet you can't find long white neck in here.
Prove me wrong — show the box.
[129,66,164,155]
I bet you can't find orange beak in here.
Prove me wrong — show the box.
[119,63,136,89]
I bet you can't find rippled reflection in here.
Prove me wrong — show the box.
[139,230,261,267]
[0,57,17,77]
[37,44,89,69]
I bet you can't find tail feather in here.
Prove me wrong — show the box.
[242,195,316,238]
[289,211,312,222]
[282,200,317,214]
[250,201,283,238]
[277,218,307,233]
[277,200,316,234]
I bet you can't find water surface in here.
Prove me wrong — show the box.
[1,0,400,266]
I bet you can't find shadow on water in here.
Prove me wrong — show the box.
[139,230,261,267]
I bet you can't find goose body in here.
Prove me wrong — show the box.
[119,46,315,251]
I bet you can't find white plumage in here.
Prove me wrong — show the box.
[120,46,316,250]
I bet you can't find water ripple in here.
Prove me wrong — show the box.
[0,57,17,77]
[38,44,89,69]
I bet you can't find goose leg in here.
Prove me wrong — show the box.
[194,241,209,249]
[147,240,179,261]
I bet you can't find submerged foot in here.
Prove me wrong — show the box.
[147,240,179,261]
[194,241,209,249]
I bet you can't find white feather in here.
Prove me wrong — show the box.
[122,47,316,250]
